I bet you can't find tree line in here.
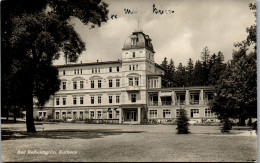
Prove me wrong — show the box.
[160,47,226,87]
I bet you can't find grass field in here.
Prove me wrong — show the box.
[1,123,257,162]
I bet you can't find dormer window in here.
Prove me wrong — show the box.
[131,38,137,45]
[133,52,136,58]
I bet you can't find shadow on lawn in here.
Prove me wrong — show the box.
[2,129,143,141]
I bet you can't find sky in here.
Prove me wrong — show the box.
[53,0,256,66]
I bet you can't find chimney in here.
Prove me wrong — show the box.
[97,60,99,63]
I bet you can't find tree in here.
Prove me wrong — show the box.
[193,61,204,86]
[2,0,109,132]
[200,46,211,85]
[209,52,226,85]
[175,63,186,87]
[176,108,190,134]
[210,3,256,126]
[185,58,194,86]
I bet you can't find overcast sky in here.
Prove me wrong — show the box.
[53,0,256,66]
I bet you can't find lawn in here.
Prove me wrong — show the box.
[1,123,257,162]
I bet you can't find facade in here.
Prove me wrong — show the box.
[35,31,217,124]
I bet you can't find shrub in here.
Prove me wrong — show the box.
[176,108,190,134]
[221,118,232,133]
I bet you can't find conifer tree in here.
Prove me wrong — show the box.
[176,108,190,134]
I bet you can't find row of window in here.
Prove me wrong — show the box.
[61,79,121,90]
[56,95,121,105]
[149,108,215,118]
[92,66,120,74]
[55,110,120,119]
[61,67,120,76]
[129,65,139,71]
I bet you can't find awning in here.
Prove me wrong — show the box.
[160,92,172,97]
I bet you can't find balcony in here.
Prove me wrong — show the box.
[176,101,185,105]
[190,100,199,105]
[148,101,158,106]
[126,86,140,91]
[161,101,172,106]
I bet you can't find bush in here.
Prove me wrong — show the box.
[221,118,232,133]
[176,109,190,134]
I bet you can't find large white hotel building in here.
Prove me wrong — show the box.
[35,31,217,124]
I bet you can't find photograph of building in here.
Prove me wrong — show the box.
[35,30,216,124]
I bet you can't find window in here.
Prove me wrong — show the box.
[205,108,214,117]
[116,79,120,87]
[109,96,112,103]
[109,79,113,87]
[80,81,84,89]
[92,68,94,73]
[163,109,171,118]
[116,96,120,103]
[117,66,119,72]
[133,52,136,58]
[95,68,97,73]
[80,97,84,104]
[108,110,113,119]
[132,65,135,70]
[73,81,77,89]
[74,70,76,74]
[149,110,157,118]
[62,82,66,90]
[91,97,94,104]
[129,65,131,70]
[98,80,102,88]
[80,69,82,74]
[97,111,102,119]
[77,69,79,74]
[129,78,133,86]
[98,96,101,104]
[176,109,181,117]
[91,80,94,88]
[109,67,112,72]
[116,110,119,118]
[90,111,95,119]
[63,70,66,75]
[63,98,66,105]
[73,97,77,105]
[131,94,136,102]
[190,109,199,117]
[134,77,139,86]
[98,68,100,73]
[131,38,137,45]
[136,65,138,70]
[56,98,59,105]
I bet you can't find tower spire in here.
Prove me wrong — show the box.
[134,17,143,32]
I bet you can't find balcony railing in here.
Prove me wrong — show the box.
[148,101,158,106]
[161,101,172,106]
[190,100,199,105]
[177,101,185,105]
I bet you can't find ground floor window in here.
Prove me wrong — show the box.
[108,110,113,119]
[163,109,171,118]
[190,109,199,117]
[38,111,47,119]
[116,110,119,118]
[149,110,157,118]
[79,112,83,119]
[205,108,214,117]
[62,112,66,119]
[176,109,181,117]
[90,111,95,119]
[73,112,77,119]
[55,112,60,119]
[97,111,102,119]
